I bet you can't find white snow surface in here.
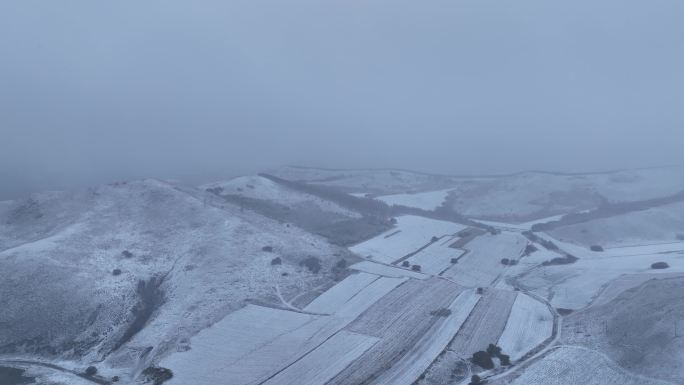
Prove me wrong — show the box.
[506,346,674,385]
[303,272,379,314]
[402,235,466,275]
[350,261,429,280]
[350,215,467,264]
[519,244,684,309]
[162,275,405,385]
[262,331,379,385]
[372,290,481,385]
[497,293,553,361]
[443,232,527,287]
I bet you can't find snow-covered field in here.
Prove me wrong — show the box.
[160,305,315,385]
[500,346,674,385]
[350,215,467,263]
[497,293,553,361]
[162,273,406,385]
[443,232,527,287]
[519,251,684,309]
[536,232,684,259]
[448,289,518,357]
[262,331,378,385]
[350,261,428,279]
[303,272,379,314]
[372,290,480,385]
[376,188,453,211]
[400,235,466,275]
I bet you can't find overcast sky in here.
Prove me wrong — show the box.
[1,0,683,199]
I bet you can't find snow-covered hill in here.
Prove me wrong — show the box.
[0,179,350,382]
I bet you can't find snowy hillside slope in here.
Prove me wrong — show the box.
[547,201,684,247]
[201,175,360,218]
[201,175,392,246]
[0,179,348,380]
[271,166,684,222]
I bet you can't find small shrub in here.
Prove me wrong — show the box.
[431,236,439,242]
[112,376,120,382]
[205,187,224,195]
[500,258,510,265]
[300,257,322,273]
[402,261,410,267]
[262,246,274,252]
[411,264,422,272]
[524,244,538,255]
[450,258,458,264]
[85,366,98,376]
[476,287,484,294]
[542,254,578,266]
[468,374,483,385]
[590,245,604,252]
[112,269,122,276]
[281,272,289,276]
[556,308,573,316]
[500,354,511,366]
[335,259,347,269]
[121,250,133,258]
[471,351,494,369]
[486,344,502,357]
[271,257,282,265]
[651,262,669,269]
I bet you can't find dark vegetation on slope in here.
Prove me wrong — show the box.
[0,367,34,385]
[110,276,166,353]
[217,193,392,246]
[259,173,497,235]
[531,189,684,231]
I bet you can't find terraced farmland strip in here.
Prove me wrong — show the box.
[448,289,518,357]
[371,290,481,385]
[442,233,527,287]
[350,261,428,280]
[497,293,553,361]
[303,272,379,314]
[326,278,464,385]
[263,331,379,385]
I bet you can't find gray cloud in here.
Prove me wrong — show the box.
[1,0,683,199]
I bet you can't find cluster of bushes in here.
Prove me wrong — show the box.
[523,243,538,256]
[522,232,558,251]
[541,254,578,266]
[471,344,511,370]
[590,245,604,252]
[468,374,484,385]
[141,366,173,385]
[299,256,322,273]
[205,186,224,195]
[651,261,669,269]
[500,258,518,266]
[400,260,422,271]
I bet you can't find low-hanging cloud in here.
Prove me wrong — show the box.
[1,0,683,199]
